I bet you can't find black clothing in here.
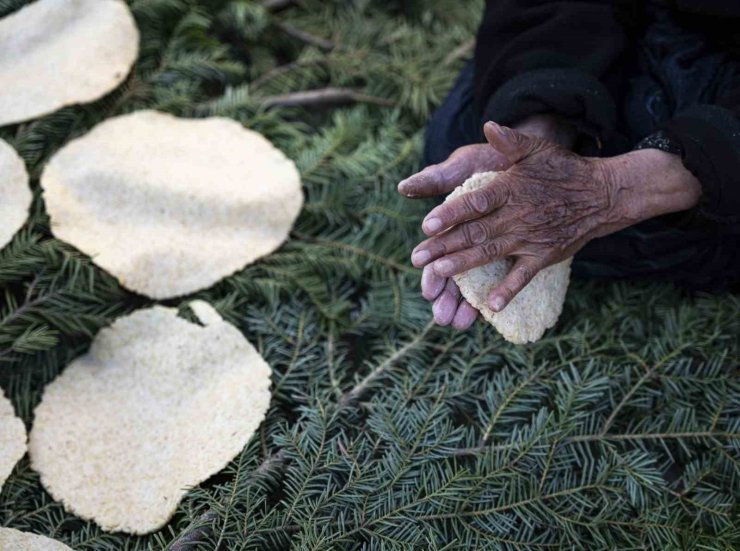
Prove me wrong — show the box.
[473,0,740,230]
[423,61,740,291]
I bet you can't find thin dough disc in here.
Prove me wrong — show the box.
[29,301,272,534]
[0,527,74,551]
[0,391,26,492]
[0,0,139,126]
[449,172,572,344]
[0,138,31,251]
[41,111,304,299]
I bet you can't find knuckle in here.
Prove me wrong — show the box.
[462,221,488,245]
[463,190,490,214]
[482,240,502,259]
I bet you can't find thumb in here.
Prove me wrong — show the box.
[483,121,541,165]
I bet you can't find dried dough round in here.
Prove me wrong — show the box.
[0,527,74,551]
[449,172,571,344]
[0,0,138,126]
[0,391,26,491]
[0,138,31,251]
[41,110,303,299]
[29,301,272,534]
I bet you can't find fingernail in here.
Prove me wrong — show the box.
[434,258,454,276]
[423,217,442,233]
[490,296,506,312]
[411,249,431,266]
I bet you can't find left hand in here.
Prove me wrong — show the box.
[408,121,701,314]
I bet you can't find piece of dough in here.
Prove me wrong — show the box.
[0,391,26,492]
[0,527,74,551]
[0,0,138,126]
[29,301,273,534]
[0,138,31,251]
[41,111,304,299]
[449,172,572,344]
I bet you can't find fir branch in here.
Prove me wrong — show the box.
[340,320,435,406]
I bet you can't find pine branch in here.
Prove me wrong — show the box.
[167,450,287,550]
[340,320,435,406]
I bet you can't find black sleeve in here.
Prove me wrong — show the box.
[661,104,740,231]
[473,0,631,142]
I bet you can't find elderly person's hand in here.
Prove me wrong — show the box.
[397,114,576,329]
[399,118,702,330]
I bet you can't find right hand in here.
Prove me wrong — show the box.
[398,114,576,330]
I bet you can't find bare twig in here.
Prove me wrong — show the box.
[261,0,297,10]
[260,87,397,109]
[443,38,475,66]
[273,21,335,51]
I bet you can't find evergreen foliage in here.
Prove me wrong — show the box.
[0,1,738,549]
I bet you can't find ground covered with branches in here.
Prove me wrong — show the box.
[0,0,738,549]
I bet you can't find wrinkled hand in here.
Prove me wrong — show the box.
[398,115,577,329]
[409,121,624,317]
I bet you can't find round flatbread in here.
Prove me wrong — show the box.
[0,528,74,551]
[41,111,304,299]
[0,390,26,492]
[0,0,138,126]
[449,172,572,344]
[29,301,272,534]
[0,138,31,251]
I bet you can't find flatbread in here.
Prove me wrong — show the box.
[0,527,74,551]
[29,301,272,534]
[41,111,304,299]
[0,0,138,126]
[449,172,571,344]
[0,391,26,492]
[0,138,31,251]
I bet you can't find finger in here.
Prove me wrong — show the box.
[398,144,510,198]
[487,257,543,312]
[411,215,509,267]
[432,278,460,326]
[451,300,478,330]
[432,238,517,277]
[421,264,446,301]
[421,183,508,236]
[483,121,541,165]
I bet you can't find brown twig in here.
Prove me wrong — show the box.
[260,87,396,109]
[443,38,475,66]
[261,0,298,11]
[273,21,335,51]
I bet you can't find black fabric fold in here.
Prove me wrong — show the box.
[481,68,617,141]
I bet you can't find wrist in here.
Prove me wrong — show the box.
[599,149,702,225]
[514,113,577,148]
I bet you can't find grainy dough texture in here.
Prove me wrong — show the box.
[449,172,572,344]
[0,138,31,251]
[41,110,304,299]
[0,527,74,551]
[0,0,139,126]
[0,391,26,492]
[29,301,273,534]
